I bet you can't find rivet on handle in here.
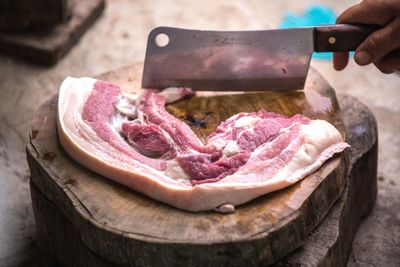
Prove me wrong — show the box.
[328,36,336,45]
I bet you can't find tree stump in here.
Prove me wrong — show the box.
[26,65,365,266]
[0,0,72,32]
[275,94,378,266]
[0,0,105,65]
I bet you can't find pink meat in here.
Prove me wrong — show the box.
[82,84,323,185]
[177,152,250,184]
[121,123,176,159]
[82,81,167,170]
[240,124,303,180]
[237,114,309,151]
[136,90,211,154]
[58,77,350,212]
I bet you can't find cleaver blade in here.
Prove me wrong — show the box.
[142,25,395,91]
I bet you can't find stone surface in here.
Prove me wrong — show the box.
[0,0,399,266]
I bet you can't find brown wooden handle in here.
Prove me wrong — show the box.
[314,24,400,57]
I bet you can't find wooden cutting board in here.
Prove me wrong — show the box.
[27,64,348,266]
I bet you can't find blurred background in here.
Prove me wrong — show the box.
[0,0,399,266]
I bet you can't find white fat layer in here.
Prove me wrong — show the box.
[115,96,136,118]
[59,76,348,200]
[267,121,342,184]
[159,87,187,103]
[111,113,130,133]
[121,91,138,102]
[222,120,343,183]
[214,204,235,213]
[270,144,315,183]
[210,138,227,150]
[222,140,240,157]
[164,161,191,186]
[61,77,97,94]
[234,116,262,128]
[59,77,192,188]
[212,115,262,157]
[112,90,186,181]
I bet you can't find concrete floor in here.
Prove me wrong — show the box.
[0,0,399,266]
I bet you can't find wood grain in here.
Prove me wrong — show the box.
[27,64,348,266]
[29,94,377,267]
[275,94,378,266]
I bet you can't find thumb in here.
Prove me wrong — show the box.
[354,18,400,66]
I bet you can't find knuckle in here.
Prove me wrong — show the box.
[376,0,389,9]
[366,33,382,52]
[391,17,400,36]
[365,0,382,9]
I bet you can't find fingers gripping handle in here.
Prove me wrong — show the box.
[314,24,400,57]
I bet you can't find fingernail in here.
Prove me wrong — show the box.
[354,51,371,65]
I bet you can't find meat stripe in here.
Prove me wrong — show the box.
[57,77,350,212]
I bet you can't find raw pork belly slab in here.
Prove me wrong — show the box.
[57,77,349,212]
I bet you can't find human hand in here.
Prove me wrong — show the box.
[333,0,400,73]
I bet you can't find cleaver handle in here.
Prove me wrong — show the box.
[314,24,400,57]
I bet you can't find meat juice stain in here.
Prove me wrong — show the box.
[195,119,207,128]
[31,130,39,140]
[194,221,210,231]
[42,152,56,161]
[64,179,77,186]
[182,115,207,129]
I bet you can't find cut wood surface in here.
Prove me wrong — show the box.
[29,94,377,267]
[274,94,378,266]
[27,64,349,266]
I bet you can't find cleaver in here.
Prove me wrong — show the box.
[142,25,400,91]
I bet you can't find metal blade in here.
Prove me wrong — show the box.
[142,27,315,91]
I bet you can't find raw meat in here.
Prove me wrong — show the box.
[57,77,349,212]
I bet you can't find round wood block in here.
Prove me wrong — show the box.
[27,65,348,266]
[28,94,377,267]
[0,0,105,65]
[274,94,378,266]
